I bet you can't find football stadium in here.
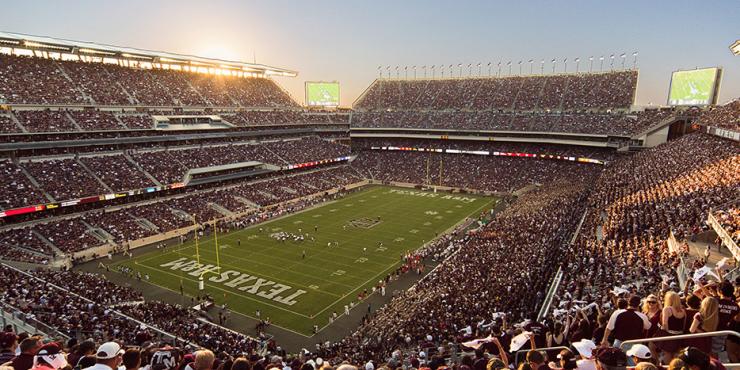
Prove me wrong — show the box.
[0,2,738,370]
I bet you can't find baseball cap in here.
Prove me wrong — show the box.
[594,347,627,367]
[0,332,17,348]
[96,342,124,359]
[625,344,651,360]
[572,339,597,358]
[37,342,62,356]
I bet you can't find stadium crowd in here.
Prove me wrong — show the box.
[355,71,637,111]
[695,99,740,132]
[0,54,297,108]
[350,110,672,136]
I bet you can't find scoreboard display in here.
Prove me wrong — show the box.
[668,67,722,106]
[306,81,340,107]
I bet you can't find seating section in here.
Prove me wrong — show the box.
[351,109,672,135]
[695,99,740,131]
[355,71,637,111]
[0,160,48,210]
[0,53,298,108]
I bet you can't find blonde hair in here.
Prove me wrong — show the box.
[635,363,658,370]
[699,297,719,332]
[667,358,687,370]
[194,349,215,370]
[664,291,683,312]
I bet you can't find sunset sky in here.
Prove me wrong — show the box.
[3,0,737,107]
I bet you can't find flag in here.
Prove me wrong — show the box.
[462,335,496,350]
[509,331,532,352]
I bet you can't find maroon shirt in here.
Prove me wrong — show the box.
[717,298,739,330]
[11,353,35,370]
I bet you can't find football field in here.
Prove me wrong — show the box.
[115,186,496,335]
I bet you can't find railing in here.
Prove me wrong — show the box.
[619,331,740,368]
[0,302,70,341]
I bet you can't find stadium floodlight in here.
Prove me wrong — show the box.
[574,58,580,73]
[477,62,481,76]
[563,58,568,73]
[458,63,462,77]
[620,53,627,69]
[731,41,740,56]
[540,59,545,74]
[506,61,512,76]
[599,56,605,71]
[528,60,533,75]
[497,61,502,77]
[632,52,639,69]
[413,66,416,79]
[589,56,594,72]
[467,63,472,77]
[487,62,492,76]
[609,54,615,70]
[551,58,556,74]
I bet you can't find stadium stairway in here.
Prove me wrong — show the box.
[209,202,235,218]
[64,111,85,131]
[234,196,259,209]
[31,229,64,256]
[124,152,164,187]
[16,160,56,203]
[76,157,115,193]
[8,113,28,133]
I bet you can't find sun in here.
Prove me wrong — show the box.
[197,45,241,62]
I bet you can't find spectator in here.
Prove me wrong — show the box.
[11,336,42,370]
[194,350,215,370]
[0,332,17,365]
[83,342,124,370]
[689,298,719,355]
[29,343,67,370]
[602,295,651,348]
[122,349,141,370]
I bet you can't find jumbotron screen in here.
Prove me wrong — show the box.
[306,81,340,107]
[668,67,721,106]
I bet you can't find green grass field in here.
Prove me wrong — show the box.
[114,186,495,335]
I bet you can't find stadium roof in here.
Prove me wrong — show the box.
[0,31,297,77]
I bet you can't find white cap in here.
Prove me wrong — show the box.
[365,361,374,370]
[625,344,651,359]
[96,342,124,359]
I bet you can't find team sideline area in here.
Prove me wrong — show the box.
[112,186,495,335]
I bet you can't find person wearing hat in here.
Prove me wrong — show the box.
[625,345,653,367]
[676,347,726,370]
[602,295,651,348]
[12,336,43,370]
[593,347,627,370]
[30,343,67,370]
[82,342,124,370]
[0,332,17,365]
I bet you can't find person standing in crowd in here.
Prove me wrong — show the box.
[654,291,687,362]
[11,336,42,370]
[0,332,17,365]
[30,343,67,370]
[67,340,96,369]
[122,349,141,370]
[602,295,651,348]
[689,297,719,355]
[715,281,740,360]
[82,342,124,370]
[642,295,662,338]
[194,350,214,370]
